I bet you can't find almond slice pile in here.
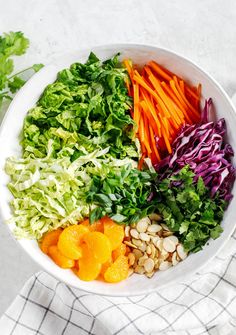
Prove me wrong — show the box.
[124,214,187,278]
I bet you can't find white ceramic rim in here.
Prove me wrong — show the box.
[0,43,236,296]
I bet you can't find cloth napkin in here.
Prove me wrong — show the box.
[1,95,236,335]
[0,227,235,335]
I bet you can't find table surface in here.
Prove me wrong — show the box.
[0,0,236,316]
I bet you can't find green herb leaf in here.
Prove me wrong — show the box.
[156,166,226,253]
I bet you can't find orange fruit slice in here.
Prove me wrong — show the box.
[104,255,129,283]
[48,246,75,269]
[103,217,124,250]
[81,218,104,232]
[77,243,101,281]
[112,243,126,261]
[40,229,62,254]
[100,257,113,276]
[83,231,112,263]
[57,224,89,260]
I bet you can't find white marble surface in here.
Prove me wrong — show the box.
[0,0,236,316]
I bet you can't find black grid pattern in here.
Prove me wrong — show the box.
[0,229,236,335]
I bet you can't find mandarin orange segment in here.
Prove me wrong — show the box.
[40,229,62,254]
[48,245,75,269]
[100,257,113,276]
[57,224,89,260]
[104,255,129,283]
[83,231,112,263]
[103,218,125,250]
[77,243,102,281]
[81,218,104,232]
[112,243,126,261]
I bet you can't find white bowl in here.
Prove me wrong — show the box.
[0,44,236,296]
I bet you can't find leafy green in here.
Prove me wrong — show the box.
[155,166,226,253]
[86,165,157,224]
[22,52,136,160]
[0,31,44,109]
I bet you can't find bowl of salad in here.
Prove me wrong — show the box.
[0,44,235,296]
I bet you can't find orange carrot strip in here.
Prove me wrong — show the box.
[140,89,161,131]
[140,100,159,136]
[138,154,145,170]
[149,126,161,162]
[185,85,199,100]
[170,80,197,123]
[148,61,172,81]
[173,76,200,119]
[197,83,202,99]
[143,114,152,156]
[160,119,172,154]
[148,73,182,126]
[161,82,192,124]
[139,114,145,143]
[123,59,133,79]
[156,103,178,130]
[133,71,171,118]
[133,84,140,133]
[180,80,185,94]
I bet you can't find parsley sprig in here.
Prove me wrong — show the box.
[0,31,43,109]
[156,166,226,253]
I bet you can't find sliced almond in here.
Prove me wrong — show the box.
[132,238,142,247]
[172,252,179,266]
[161,223,170,231]
[138,255,149,266]
[139,232,150,242]
[144,258,155,273]
[163,236,177,253]
[177,244,187,260]
[150,244,156,259]
[146,271,154,278]
[155,239,164,251]
[139,242,147,253]
[147,224,162,234]
[128,268,134,277]
[148,213,162,221]
[134,265,145,274]
[163,231,174,237]
[130,229,139,239]
[124,226,130,237]
[124,241,137,249]
[128,253,135,266]
[159,261,172,271]
[136,217,150,233]
[133,249,143,260]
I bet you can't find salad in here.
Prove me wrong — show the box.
[5,52,235,283]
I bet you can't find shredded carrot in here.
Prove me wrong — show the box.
[148,72,183,126]
[180,80,185,94]
[148,61,172,81]
[143,114,152,156]
[125,58,202,166]
[140,90,161,134]
[170,80,197,123]
[138,154,145,170]
[140,100,160,137]
[123,59,133,80]
[173,76,200,120]
[133,84,140,134]
[139,114,145,143]
[149,126,161,162]
[161,81,192,124]
[160,120,172,154]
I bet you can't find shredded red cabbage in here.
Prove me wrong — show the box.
[156,99,235,201]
